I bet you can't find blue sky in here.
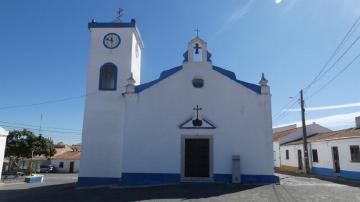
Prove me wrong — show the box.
[1,0,360,144]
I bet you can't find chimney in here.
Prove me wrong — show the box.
[356,116,360,129]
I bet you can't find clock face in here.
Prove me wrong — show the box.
[103,33,121,49]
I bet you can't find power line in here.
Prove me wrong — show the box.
[273,15,360,125]
[307,52,360,100]
[0,120,81,132]
[0,92,98,111]
[1,124,81,135]
[303,15,360,93]
[304,33,360,94]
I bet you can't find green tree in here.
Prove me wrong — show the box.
[5,129,56,175]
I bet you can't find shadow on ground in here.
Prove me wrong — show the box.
[0,182,262,202]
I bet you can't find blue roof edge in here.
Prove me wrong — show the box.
[135,66,183,93]
[212,66,261,94]
[88,19,136,29]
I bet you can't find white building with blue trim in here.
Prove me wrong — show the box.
[78,18,278,187]
[277,117,360,180]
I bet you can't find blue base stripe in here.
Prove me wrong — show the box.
[340,170,360,180]
[312,167,334,177]
[241,175,279,184]
[78,173,279,187]
[312,166,360,180]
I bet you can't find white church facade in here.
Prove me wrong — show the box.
[78,18,278,186]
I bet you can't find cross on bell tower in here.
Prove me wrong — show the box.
[194,43,202,54]
[194,28,200,37]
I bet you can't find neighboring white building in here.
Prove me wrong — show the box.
[78,18,278,187]
[0,127,9,179]
[52,151,80,173]
[273,123,331,170]
[279,117,360,180]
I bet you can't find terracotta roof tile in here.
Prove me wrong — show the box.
[283,128,360,145]
[52,151,80,160]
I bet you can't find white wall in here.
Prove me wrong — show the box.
[52,159,80,173]
[280,144,306,169]
[273,141,280,168]
[121,60,273,176]
[311,138,360,172]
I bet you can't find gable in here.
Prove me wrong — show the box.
[134,65,261,94]
[212,66,261,94]
[135,66,182,93]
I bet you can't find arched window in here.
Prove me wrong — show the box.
[99,63,117,90]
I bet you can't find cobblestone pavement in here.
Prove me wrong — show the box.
[0,173,360,202]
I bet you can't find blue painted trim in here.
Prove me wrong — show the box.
[99,63,118,91]
[340,170,360,180]
[78,177,122,187]
[135,66,183,93]
[212,66,261,94]
[121,173,180,186]
[207,51,212,62]
[179,117,216,129]
[312,166,360,180]
[78,173,278,187]
[88,19,136,29]
[241,175,279,184]
[214,174,232,182]
[183,51,188,62]
[312,167,334,177]
[103,33,121,49]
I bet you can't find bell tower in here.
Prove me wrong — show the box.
[87,18,143,91]
[79,15,143,183]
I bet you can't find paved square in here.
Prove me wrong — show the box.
[0,173,360,201]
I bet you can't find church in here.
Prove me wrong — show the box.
[78,17,279,187]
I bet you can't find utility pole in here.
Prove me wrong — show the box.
[300,89,310,174]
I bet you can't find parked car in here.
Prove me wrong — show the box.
[39,165,55,173]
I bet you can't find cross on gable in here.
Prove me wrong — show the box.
[193,105,202,119]
[192,105,203,127]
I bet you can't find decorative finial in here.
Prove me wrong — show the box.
[194,28,200,38]
[114,8,124,22]
[259,72,268,86]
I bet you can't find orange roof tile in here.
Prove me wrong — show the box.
[52,151,80,160]
[283,128,360,145]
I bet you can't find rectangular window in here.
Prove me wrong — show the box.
[59,162,64,168]
[312,149,318,162]
[350,145,360,162]
[286,150,289,160]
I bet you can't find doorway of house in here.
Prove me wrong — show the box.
[69,161,75,173]
[183,138,210,179]
[297,150,303,170]
[332,147,340,174]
